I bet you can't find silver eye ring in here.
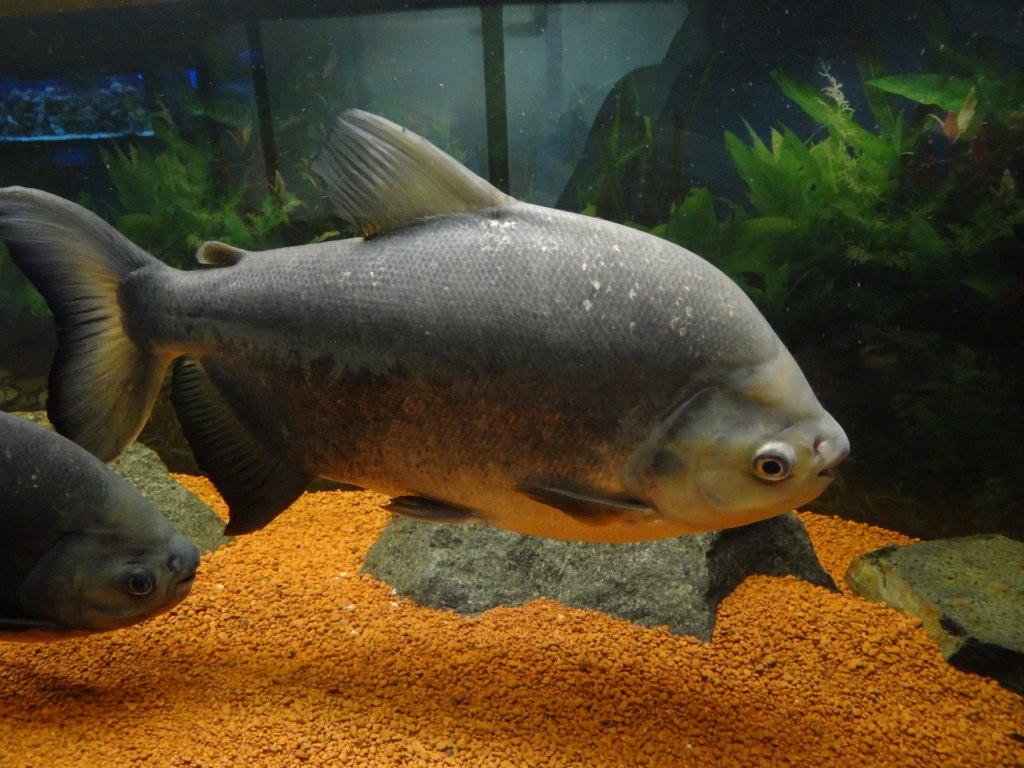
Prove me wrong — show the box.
[124,570,156,596]
[752,442,796,481]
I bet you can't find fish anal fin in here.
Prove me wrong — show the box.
[311,109,515,238]
[196,240,247,267]
[170,356,312,535]
[385,495,480,524]
[517,484,655,526]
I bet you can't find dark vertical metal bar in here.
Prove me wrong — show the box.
[479,3,509,193]
[245,16,278,189]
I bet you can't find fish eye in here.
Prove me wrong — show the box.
[123,570,156,596]
[752,442,796,482]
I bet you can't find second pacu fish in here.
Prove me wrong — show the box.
[0,109,848,542]
[0,411,198,640]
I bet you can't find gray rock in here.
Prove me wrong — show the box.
[846,535,1024,695]
[13,410,228,553]
[362,511,835,641]
[107,440,229,554]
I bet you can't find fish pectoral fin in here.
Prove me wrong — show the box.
[196,240,248,267]
[311,109,515,238]
[0,615,65,633]
[517,484,655,526]
[171,356,313,536]
[385,495,480,524]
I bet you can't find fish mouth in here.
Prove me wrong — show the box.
[813,432,850,481]
[174,570,198,597]
[171,575,197,604]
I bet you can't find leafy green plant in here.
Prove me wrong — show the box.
[659,60,1023,330]
[92,120,305,267]
[567,76,688,227]
[0,242,48,321]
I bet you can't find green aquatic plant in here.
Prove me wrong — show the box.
[92,119,305,268]
[659,62,1023,335]
[1,242,54,405]
[567,75,688,227]
[0,242,47,322]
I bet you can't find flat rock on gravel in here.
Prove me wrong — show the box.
[13,410,228,553]
[362,510,836,641]
[846,534,1024,695]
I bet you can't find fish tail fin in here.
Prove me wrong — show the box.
[0,187,168,461]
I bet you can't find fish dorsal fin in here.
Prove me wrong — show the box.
[311,109,514,238]
[196,240,247,266]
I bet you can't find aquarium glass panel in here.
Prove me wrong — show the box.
[503,1,689,203]
[260,8,488,193]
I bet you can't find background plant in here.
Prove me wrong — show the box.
[89,115,307,267]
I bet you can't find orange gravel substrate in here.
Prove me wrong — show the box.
[1,477,1022,768]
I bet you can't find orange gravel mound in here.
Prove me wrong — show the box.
[1,477,1021,768]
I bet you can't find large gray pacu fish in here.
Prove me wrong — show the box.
[0,110,848,542]
[0,411,199,641]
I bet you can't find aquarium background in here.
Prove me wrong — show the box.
[0,0,1021,540]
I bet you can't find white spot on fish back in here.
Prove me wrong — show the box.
[591,279,601,291]
[583,299,593,311]
[628,287,638,300]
